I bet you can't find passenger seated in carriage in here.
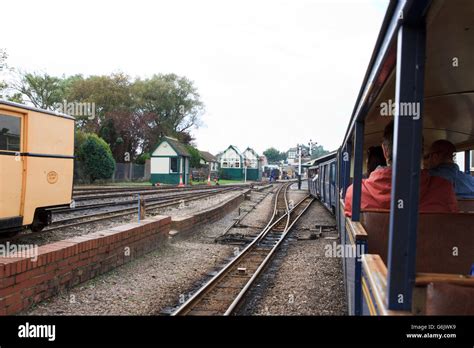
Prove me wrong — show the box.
[426,139,474,199]
[366,145,386,177]
[344,121,458,217]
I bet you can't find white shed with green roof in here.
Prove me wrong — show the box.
[150,136,190,185]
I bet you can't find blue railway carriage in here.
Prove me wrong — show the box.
[311,0,474,316]
[307,151,337,214]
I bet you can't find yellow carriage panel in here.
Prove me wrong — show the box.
[26,110,74,156]
[22,157,74,225]
[0,155,23,218]
[0,101,74,231]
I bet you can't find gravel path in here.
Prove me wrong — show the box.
[24,241,234,315]
[224,188,277,238]
[237,197,347,316]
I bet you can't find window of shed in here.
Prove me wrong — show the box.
[0,114,21,151]
[170,157,178,173]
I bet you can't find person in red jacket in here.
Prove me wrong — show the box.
[344,121,458,217]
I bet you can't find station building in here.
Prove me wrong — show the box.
[219,145,244,180]
[199,151,219,173]
[150,136,190,185]
[242,147,261,181]
[219,145,262,181]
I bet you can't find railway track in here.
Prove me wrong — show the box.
[72,183,265,200]
[47,188,240,230]
[51,187,238,213]
[0,186,246,243]
[172,182,314,316]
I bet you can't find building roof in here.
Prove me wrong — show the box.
[223,145,243,157]
[199,151,217,162]
[302,159,317,167]
[243,147,259,158]
[154,136,190,157]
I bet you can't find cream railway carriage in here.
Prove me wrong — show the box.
[0,100,74,234]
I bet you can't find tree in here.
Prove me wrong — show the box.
[133,74,204,152]
[66,73,152,163]
[7,70,206,164]
[186,145,202,168]
[66,73,133,133]
[0,49,22,102]
[135,152,150,165]
[76,133,116,183]
[311,144,330,159]
[0,49,7,72]
[264,147,286,164]
[12,72,65,109]
[0,49,7,98]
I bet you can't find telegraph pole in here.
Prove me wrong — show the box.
[244,160,248,183]
[297,144,302,175]
[297,144,302,190]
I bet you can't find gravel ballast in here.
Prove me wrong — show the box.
[237,190,347,316]
[23,188,273,315]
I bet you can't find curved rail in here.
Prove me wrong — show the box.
[172,182,313,316]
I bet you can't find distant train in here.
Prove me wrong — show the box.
[309,0,474,316]
[307,151,337,214]
[0,101,74,234]
[262,165,280,180]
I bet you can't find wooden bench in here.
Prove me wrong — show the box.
[458,199,474,212]
[360,211,474,275]
[363,255,474,315]
[414,273,474,315]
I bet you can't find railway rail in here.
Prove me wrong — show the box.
[71,183,261,201]
[0,186,247,243]
[172,182,314,315]
[53,187,239,212]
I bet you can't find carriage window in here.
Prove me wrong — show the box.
[0,114,21,151]
[170,157,178,173]
[331,163,336,184]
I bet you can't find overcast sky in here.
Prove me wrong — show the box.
[2,0,388,155]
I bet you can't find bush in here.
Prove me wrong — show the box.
[76,133,116,183]
[135,152,150,165]
[185,145,202,168]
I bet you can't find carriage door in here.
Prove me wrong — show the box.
[0,110,24,220]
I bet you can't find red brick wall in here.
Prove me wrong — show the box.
[0,216,170,315]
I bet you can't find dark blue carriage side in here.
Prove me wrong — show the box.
[307,151,338,214]
[337,0,474,316]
